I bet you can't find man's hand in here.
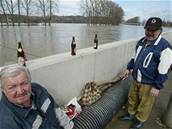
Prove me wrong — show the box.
[150,87,160,97]
[121,69,130,80]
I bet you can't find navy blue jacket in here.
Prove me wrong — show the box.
[0,83,73,129]
[127,35,172,89]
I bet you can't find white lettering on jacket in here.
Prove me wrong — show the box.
[143,52,153,68]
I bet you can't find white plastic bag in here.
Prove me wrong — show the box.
[65,97,82,119]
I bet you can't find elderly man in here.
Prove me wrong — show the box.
[0,65,74,129]
[119,17,172,129]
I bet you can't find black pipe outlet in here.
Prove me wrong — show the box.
[73,76,132,129]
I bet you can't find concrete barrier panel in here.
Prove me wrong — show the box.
[23,31,172,105]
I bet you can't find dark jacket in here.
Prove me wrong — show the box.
[0,83,73,129]
[127,35,172,89]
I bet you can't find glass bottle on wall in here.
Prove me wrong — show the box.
[17,42,27,66]
[94,34,98,49]
[71,36,76,56]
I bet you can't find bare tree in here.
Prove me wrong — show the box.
[108,1,124,25]
[0,0,9,25]
[36,0,58,26]
[80,0,124,25]
[36,0,49,25]
[17,0,21,25]
[48,0,58,26]
[49,0,52,25]
[81,0,95,23]
[0,0,21,26]
[21,0,33,25]
[4,0,17,26]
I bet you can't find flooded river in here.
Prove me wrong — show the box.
[0,23,170,66]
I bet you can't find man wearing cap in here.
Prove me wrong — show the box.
[119,17,172,129]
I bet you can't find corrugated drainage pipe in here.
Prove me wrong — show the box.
[73,76,132,129]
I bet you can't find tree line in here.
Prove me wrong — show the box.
[0,0,58,26]
[80,0,124,25]
[0,0,124,26]
[124,16,172,27]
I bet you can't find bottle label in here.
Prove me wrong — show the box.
[18,57,25,66]
[18,48,22,52]
[94,44,96,48]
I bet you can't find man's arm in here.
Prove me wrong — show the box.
[122,40,142,79]
[32,83,74,129]
[122,58,134,80]
[154,47,172,90]
[46,91,74,128]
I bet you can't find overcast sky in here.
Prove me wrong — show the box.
[57,0,172,21]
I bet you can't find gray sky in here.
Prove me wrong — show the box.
[57,0,172,21]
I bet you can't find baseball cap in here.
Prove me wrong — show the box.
[144,17,162,31]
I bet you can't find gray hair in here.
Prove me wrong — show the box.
[0,65,31,88]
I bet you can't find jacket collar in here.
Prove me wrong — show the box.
[142,35,162,46]
[1,92,37,119]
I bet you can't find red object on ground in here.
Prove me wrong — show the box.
[66,104,76,119]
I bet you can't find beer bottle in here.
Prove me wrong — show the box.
[71,36,76,56]
[17,42,27,66]
[94,34,98,49]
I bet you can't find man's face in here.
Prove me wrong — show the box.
[145,29,161,41]
[2,71,31,107]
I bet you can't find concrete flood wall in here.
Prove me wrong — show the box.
[16,31,172,105]
[27,39,135,105]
